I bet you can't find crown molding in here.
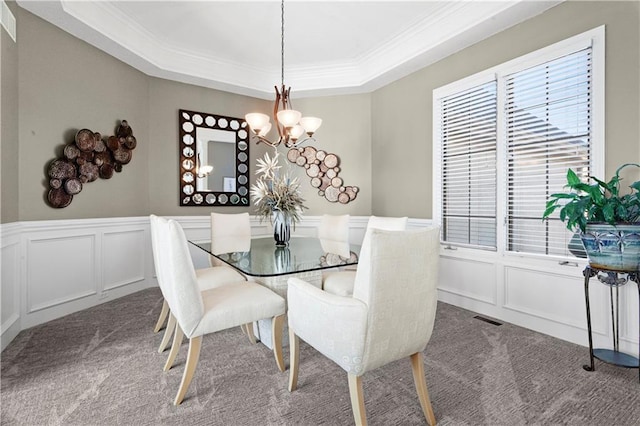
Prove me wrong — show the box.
[17,0,563,99]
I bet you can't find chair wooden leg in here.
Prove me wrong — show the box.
[154,300,169,333]
[410,352,436,426]
[163,323,184,371]
[246,322,257,344]
[271,314,285,372]
[158,313,176,353]
[348,374,367,426]
[174,335,202,406]
[240,323,257,344]
[288,326,299,391]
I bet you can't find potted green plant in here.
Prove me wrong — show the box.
[543,163,640,271]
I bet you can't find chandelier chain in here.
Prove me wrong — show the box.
[280,0,285,87]
[245,0,321,148]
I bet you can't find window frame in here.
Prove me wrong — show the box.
[433,26,605,260]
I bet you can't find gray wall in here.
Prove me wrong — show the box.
[1,1,19,224]
[17,7,149,220]
[146,78,372,217]
[5,2,639,222]
[371,0,640,218]
[7,6,373,221]
[283,94,372,216]
[147,77,268,217]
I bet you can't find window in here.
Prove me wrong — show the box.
[506,49,592,256]
[434,27,604,258]
[439,81,497,249]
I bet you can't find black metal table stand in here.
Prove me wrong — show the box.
[582,265,640,382]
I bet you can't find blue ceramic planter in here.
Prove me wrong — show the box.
[580,223,640,271]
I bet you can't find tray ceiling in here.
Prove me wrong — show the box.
[17,0,562,99]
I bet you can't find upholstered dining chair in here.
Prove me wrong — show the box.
[156,218,286,405]
[288,227,440,425]
[210,212,257,341]
[150,215,246,352]
[209,212,252,267]
[318,214,350,257]
[322,215,408,297]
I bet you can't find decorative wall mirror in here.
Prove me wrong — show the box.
[179,109,250,206]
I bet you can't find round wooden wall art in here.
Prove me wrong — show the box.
[46,120,137,208]
[287,146,358,204]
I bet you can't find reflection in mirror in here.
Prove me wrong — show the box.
[195,128,236,192]
[179,109,249,206]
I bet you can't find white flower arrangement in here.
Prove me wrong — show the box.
[250,149,307,225]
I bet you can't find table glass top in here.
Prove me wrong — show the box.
[190,236,360,277]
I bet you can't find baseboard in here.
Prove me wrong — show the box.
[1,313,20,352]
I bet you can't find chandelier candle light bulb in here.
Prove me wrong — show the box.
[259,122,272,137]
[300,117,322,135]
[277,109,301,128]
[289,125,305,141]
[245,113,270,133]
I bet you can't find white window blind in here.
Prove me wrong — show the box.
[440,81,497,249]
[506,48,592,256]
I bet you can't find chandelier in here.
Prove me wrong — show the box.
[245,0,322,148]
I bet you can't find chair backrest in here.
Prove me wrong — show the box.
[352,227,440,373]
[210,212,251,266]
[149,214,169,295]
[157,219,205,337]
[366,215,408,232]
[357,215,407,260]
[318,214,350,258]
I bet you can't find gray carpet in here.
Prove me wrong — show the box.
[1,288,638,425]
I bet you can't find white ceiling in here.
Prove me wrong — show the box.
[17,0,563,99]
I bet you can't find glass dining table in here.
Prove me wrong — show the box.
[189,236,360,348]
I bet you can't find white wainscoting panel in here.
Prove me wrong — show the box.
[437,248,639,358]
[0,215,376,351]
[618,281,639,348]
[503,266,608,334]
[1,242,20,325]
[1,224,22,350]
[438,256,497,305]
[26,234,97,313]
[15,217,154,332]
[8,216,634,359]
[102,229,145,291]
